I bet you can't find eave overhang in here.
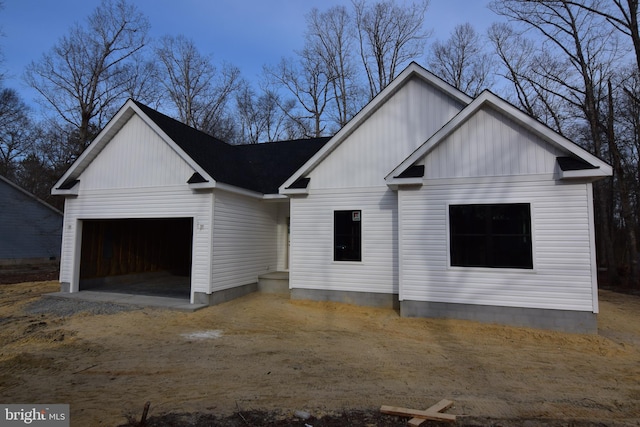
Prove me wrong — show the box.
[51,179,80,196]
[281,176,311,195]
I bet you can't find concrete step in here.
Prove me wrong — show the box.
[258,271,289,294]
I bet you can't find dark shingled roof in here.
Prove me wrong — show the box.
[133,101,330,194]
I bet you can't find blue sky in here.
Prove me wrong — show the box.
[1,0,500,114]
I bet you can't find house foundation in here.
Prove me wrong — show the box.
[400,300,597,334]
[291,288,400,310]
[193,282,258,306]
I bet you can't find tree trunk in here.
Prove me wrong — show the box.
[607,80,639,287]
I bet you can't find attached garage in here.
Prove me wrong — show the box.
[78,218,193,298]
[52,99,328,307]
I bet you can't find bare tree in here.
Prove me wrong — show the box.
[428,23,494,97]
[563,0,640,71]
[306,6,363,127]
[24,0,150,155]
[264,54,330,138]
[123,55,163,109]
[0,89,34,179]
[0,1,6,83]
[353,0,431,99]
[488,22,571,134]
[235,83,298,144]
[155,35,241,139]
[490,0,632,286]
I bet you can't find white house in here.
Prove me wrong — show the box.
[53,63,611,333]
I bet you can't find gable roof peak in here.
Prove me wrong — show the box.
[52,99,330,197]
[280,62,473,193]
[386,88,612,183]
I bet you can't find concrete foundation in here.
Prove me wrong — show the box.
[291,288,400,310]
[60,282,70,293]
[400,300,597,334]
[194,282,258,306]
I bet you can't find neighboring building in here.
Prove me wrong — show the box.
[0,174,63,264]
[53,63,611,333]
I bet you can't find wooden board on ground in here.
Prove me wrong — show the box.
[381,399,457,425]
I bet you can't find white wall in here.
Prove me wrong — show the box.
[398,177,596,312]
[58,114,214,302]
[396,101,598,312]
[310,77,465,190]
[422,106,563,179]
[288,75,466,296]
[59,186,213,300]
[289,187,398,295]
[79,114,195,190]
[210,190,279,291]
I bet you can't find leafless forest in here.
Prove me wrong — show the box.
[0,0,638,288]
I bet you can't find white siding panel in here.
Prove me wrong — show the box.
[289,187,398,294]
[398,178,595,311]
[312,78,464,189]
[424,107,563,179]
[275,202,290,271]
[210,191,278,291]
[80,115,195,190]
[59,209,80,287]
[59,186,213,296]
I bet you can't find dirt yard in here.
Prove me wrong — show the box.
[1,281,639,426]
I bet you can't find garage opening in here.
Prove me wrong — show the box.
[79,218,193,299]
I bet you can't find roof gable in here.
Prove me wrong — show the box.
[280,62,473,194]
[1,174,62,216]
[386,90,612,184]
[78,113,198,190]
[135,102,330,194]
[53,99,330,197]
[53,100,210,195]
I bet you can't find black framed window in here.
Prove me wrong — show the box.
[334,210,361,261]
[449,203,533,269]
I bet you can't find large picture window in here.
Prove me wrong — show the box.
[449,203,533,269]
[334,210,361,262]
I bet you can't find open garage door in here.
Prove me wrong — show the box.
[79,218,193,299]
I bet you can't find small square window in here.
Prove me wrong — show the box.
[334,210,361,261]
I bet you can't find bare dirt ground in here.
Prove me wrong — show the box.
[1,280,639,427]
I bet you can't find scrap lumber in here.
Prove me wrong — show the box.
[381,399,456,425]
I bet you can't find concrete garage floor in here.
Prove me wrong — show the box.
[46,272,207,311]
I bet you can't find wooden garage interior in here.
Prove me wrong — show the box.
[79,218,193,298]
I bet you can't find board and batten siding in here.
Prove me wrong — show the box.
[398,178,596,312]
[310,77,465,190]
[421,106,563,179]
[289,187,398,295]
[58,114,214,301]
[79,114,195,190]
[210,191,279,292]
